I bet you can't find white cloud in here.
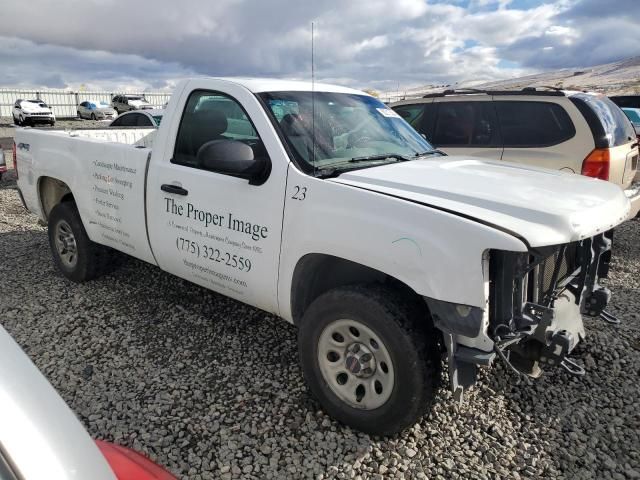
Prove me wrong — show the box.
[0,0,637,92]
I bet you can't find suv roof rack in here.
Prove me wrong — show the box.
[422,87,566,98]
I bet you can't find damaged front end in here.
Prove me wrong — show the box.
[432,230,615,400]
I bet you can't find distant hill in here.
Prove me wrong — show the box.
[380,56,640,102]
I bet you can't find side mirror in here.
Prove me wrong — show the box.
[197,140,270,185]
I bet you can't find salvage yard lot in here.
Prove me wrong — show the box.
[1,146,639,479]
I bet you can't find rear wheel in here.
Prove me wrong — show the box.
[77,110,82,119]
[48,201,114,282]
[298,285,441,436]
[91,113,96,120]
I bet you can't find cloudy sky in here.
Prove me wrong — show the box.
[1,0,637,92]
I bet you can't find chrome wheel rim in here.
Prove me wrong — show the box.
[54,220,78,268]
[317,318,395,410]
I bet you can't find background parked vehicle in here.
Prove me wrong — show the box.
[391,88,640,217]
[12,99,56,126]
[0,146,5,180]
[111,94,152,114]
[109,109,163,127]
[621,107,640,132]
[610,95,640,110]
[0,324,176,480]
[78,100,117,120]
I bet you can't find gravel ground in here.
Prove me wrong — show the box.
[0,146,639,479]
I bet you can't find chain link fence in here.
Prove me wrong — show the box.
[0,89,172,118]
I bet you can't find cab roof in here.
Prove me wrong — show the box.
[186,77,366,95]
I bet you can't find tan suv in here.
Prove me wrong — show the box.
[391,88,640,217]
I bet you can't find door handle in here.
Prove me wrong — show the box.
[161,184,188,196]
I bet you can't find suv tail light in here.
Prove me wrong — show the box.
[581,148,610,180]
[12,141,17,179]
[96,440,177,480]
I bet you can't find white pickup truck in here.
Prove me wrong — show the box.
[14,78,631,435]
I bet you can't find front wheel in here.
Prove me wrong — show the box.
[91,113,96,120]
[298,285,441,436]
[48,201,114,282]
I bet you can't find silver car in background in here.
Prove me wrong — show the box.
[77,100,117,120]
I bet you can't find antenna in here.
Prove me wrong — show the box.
[311,21,317,176]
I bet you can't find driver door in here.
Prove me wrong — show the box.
[146,83,288,314]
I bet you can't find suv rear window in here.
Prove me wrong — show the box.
[495,101,575,147]
[570,93,636,148]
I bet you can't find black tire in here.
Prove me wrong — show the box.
[91,113,96,120]
[13,116,18,125]
[77,111,82,119]
[48,201,113,282]
[298,285,441,436]
[50,121,55,127]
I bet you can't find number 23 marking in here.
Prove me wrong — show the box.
[291,186,307,201]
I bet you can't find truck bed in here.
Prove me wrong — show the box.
[15,126,157,265]
[38,127,157,148]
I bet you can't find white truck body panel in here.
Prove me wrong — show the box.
[332,157,630,246]
[16,128,157,264]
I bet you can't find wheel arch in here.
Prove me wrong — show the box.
[38,176,75,220]
[290,253,429,326]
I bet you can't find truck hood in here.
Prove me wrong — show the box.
[330,157,631,247]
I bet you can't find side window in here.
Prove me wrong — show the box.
[173,89,264,170]
[432,102,499,147]
[495,101,576,147]
[392,104,425,131]
[111,114,137,127]
[136,114,153,127]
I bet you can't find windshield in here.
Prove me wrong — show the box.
[259,91,434,173]
[126,96,144,101]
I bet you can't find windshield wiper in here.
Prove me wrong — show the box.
[349,153,411,163]
[415,149,447,157]
[314,153,414,179]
